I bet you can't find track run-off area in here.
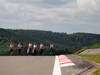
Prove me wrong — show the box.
[0,55,99,75]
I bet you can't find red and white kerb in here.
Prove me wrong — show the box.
[59,55,75,67]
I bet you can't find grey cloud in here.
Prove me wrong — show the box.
[8,0,75,7]
[0,0,100,34]
[42,0,75,7]
[8,0,44,4]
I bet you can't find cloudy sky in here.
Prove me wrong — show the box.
[0,0,100,34]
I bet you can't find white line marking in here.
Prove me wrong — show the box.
[60,63,75,67]
[52,56,61,75]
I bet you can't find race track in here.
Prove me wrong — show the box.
[0,55,99,75]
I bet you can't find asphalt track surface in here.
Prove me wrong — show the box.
[80,48,100,54]
[0,55,99,75]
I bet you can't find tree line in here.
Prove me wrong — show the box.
[0,28,100,55]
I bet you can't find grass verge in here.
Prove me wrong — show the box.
[76,54,100,64]
[91,68,100,75]
[75,54,100,75]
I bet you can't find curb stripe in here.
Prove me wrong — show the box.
[59,55,75,67]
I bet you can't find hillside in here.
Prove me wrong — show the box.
[0,28,100,54]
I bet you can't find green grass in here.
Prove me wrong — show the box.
[76,54,100,75]
[89,43,100,49]
[76,54,100,64]
[92,68,100,75]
